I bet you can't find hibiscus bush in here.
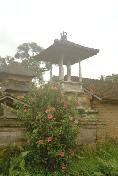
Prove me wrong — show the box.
[18,83,80,175]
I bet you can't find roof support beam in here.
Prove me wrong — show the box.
[79,61,82,82]
[50,64,52,82]
[67,60,71,82]
[59,55,64,80]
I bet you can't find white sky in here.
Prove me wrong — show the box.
[0,0,118,80]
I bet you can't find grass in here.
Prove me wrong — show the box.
[68,141,118,176]
[0,141,118,176]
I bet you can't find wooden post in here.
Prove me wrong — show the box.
[4,100,7,118]
[67,60,71,81]
[79,61,82,82]
[50,64,52,81]
[59,56,64,80]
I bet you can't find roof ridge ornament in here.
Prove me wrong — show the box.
[60,31,67,41]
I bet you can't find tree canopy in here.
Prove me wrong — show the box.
[15,42,50,83]
[104,74,118,83]
[15,42,43,60]
[0,42,50,84]
[0,56,15,67]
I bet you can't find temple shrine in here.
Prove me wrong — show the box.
[0,62,34,96]
[35,32,99,93]
[0,33,103,146]
[0,33,118,146]
[0,62,34,119]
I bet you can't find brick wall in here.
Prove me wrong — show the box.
[94,101,118,139]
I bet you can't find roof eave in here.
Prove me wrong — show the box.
[34,46,99,65]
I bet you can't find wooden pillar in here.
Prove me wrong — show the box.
[67,60,71,81]
[59,56,64,80]
[79,61,82,82]
[50,64,52,81]
[4,100,7,118]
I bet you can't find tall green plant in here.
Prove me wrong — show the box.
[18,83,80,175]
[9,151,29,176]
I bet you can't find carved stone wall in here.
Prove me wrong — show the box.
[0,115,105,147]
[78,116,105,145]
[0,92,106,146]
[0,118,25,147]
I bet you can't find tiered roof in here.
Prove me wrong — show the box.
[70,76,118,101]
[0,62,34,77]
[34,34,99,65]
[83,78,118,101]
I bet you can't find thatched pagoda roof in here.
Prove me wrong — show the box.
[69,76,118,102]
[0,62,35,77]
[34,39,99,65]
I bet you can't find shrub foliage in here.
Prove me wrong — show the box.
[17,83,79,175]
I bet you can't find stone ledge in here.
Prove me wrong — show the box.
[61,81,83,93]
[0,118,23,127]
[78,117,105,127]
